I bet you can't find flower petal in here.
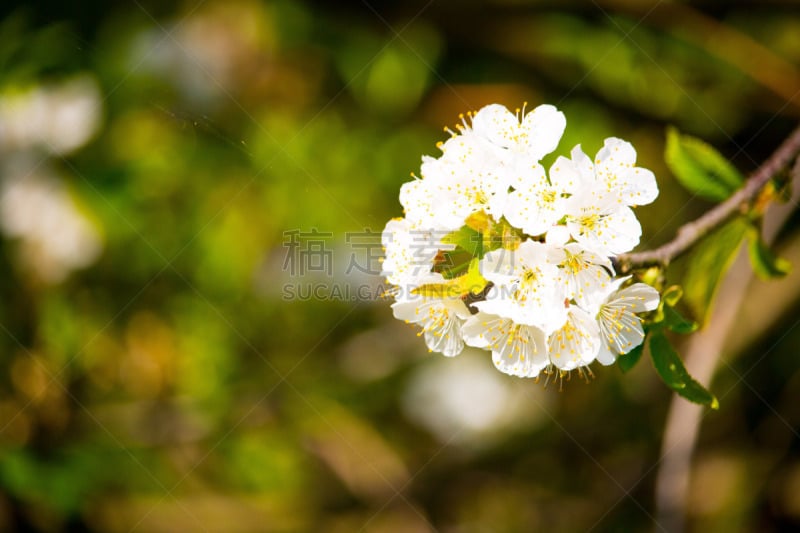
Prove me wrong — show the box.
[470,104,519,149]
[399,179,437,229]
[393,297,470,357]
[596,343,617,366]
[565,192,643,255]
[596,137,637,169]
[424,326,464,357]
[618,166,659,206]
[546,225,571,247]
[547,307,601,370]
[595,138,658,206]
[479,247,518,284]
[601,207,642,254]
[614,282,660,313]
[596,282,652,357]
[613,319,645,355]
[548,155,582,195]
[570,144,595,181]
[520,104,566,160]
[463,313,549,377]
[476,241,568,332]
[550,242,614,309]
[504,183,565,237]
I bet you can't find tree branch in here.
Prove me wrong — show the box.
[654,154,800,533]
[615,124,800,274]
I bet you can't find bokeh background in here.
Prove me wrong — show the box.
[0,0,799,531]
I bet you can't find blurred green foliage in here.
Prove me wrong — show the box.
[0,1,799,531]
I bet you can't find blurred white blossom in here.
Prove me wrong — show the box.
[0,76,102,155]
[0,166,103,284]
[129,3,273,105]
[0,74,104,283]
[402,349,549,445]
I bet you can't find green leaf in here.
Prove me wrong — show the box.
[618,342,645,373]
[663,305,698,334]
[648,332,685,389]
[460,258,489,295]
[435,225,484,279]
[665,127,744,202]
[638,266,662,288]
[746,225,791,280]
[662,285,683,307]
[485,217,523,253]
[413,258,487,298]
[442,225,483,257]
[683,218,748,325]
[434,248,473,279]
[436,220,524,279]
[649,331,719,409]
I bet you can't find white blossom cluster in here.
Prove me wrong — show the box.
[382,103,660,379]
[0,76,104,284]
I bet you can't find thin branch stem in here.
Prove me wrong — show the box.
[654,155,800,533]
[616,124,800,273]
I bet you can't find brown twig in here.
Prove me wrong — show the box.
[654,154,800,533]
[615,124,800,274]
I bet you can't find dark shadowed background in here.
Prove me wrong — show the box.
[0,1,799,531]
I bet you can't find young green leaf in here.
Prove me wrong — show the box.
[435,225,485,279]
[662,285,683,307]
[663,305,698,334]
[665,127,744,202]
[683,218,749,325]
[618,342,645,373]
[414,258,488,298]
[649,331,719,409]
[442,225,483,257]
[483,217,523,254]
[434,248,473,279]
[460,258,489,295]
[746,225,791,280]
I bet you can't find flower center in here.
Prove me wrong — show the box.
[561,250,585,274]
[579,213,600,231]
[522,267,539,285]
[514,266,541,302]
[473,190,489,205]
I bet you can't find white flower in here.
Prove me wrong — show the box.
[506,145,590,236]
[593,138,658,206]
[547,306,601,371]
[551,142,658,207]
[547,141,658,254]
[400,132,509,231]
[549,144,595,191]
[392,281,472,357]
[0,171,103,283]
[548,242,614,309]
[423,133,509,228]
[563,190,642,255]
[400,103,569,233]
[384,102,663,381]
[462,312,549,377]
[381,218,444,286]
[399,176,438,230]
[0,76,102,155]
[503,161,570,237]
[469,103,566,162]
[474,240,567,334]
[593,278,660,365]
